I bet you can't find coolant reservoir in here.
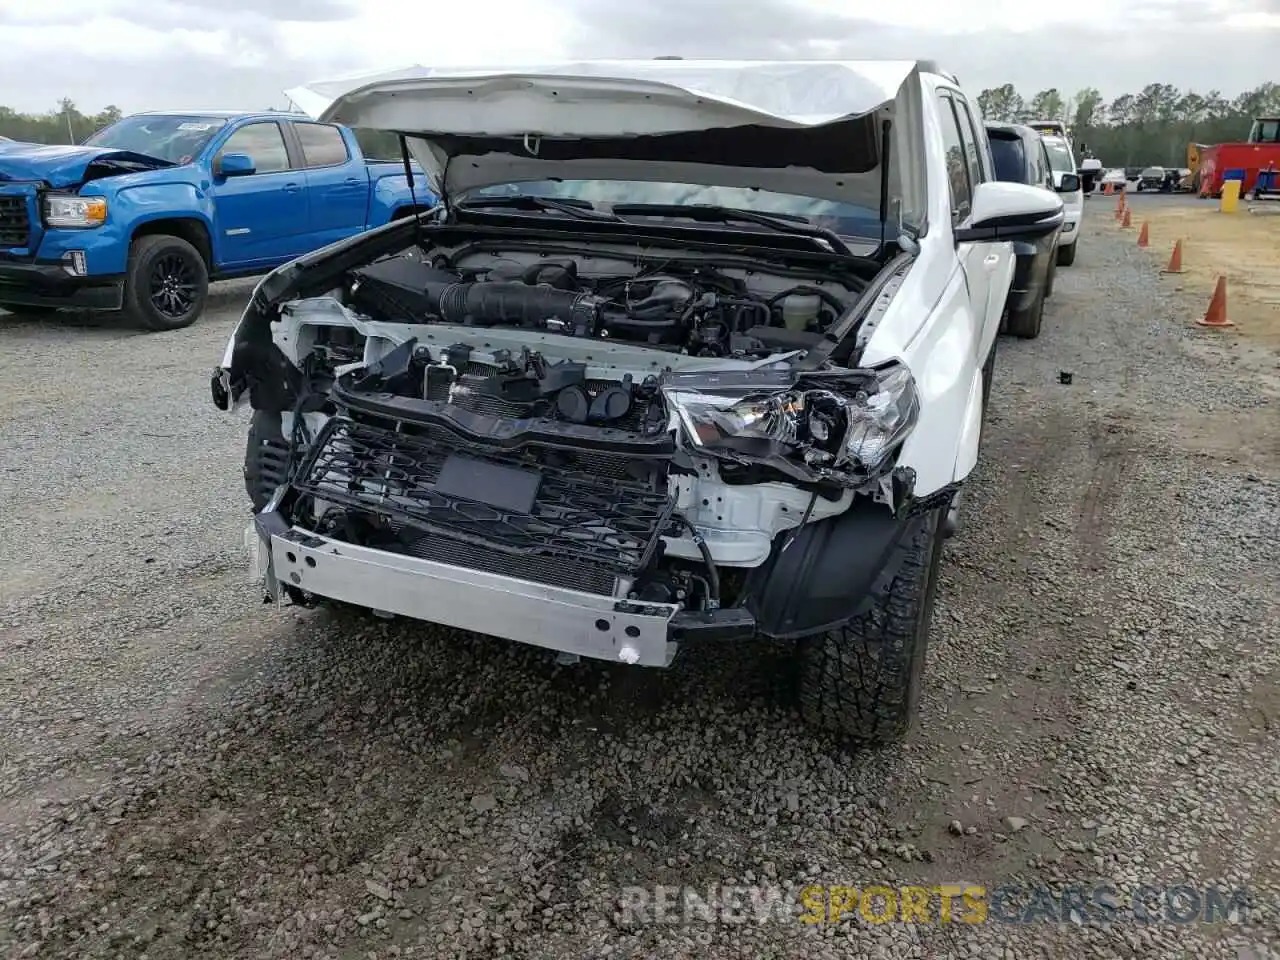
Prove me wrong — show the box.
[781,294,822,332]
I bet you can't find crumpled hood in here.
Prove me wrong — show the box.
[0,142,171,188]
[286,60,922,208]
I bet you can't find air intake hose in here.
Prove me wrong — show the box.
[423,279,600,330]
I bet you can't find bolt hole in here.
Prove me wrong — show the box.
[285,551,297,564]
[625,626,640,638]
[304,556,316,568]
[595,618,610,632]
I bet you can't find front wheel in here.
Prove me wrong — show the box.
[122,234,209,331]
[1004,286,1045,339]
[796,508,946,745]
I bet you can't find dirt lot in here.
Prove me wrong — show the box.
[1,220,1278,959]
[1113,194,1280,344]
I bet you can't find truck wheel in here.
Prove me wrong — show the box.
[1004,287,1045,339]
[980,338,996,427]
[796,507,946,745]
[244,410,292,512]
[123,234,208,331]
[1056,241,1076,267]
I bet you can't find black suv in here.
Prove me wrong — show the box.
[985,123,1078,339]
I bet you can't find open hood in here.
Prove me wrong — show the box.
[286,60,921,209]
[0,142,172,188]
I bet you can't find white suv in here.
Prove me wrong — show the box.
[1041,134,1083,265]
[212,59,1063,743]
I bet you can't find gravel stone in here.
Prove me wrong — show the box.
[1,226,1277,959]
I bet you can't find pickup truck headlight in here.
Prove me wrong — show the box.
[44,195,107,229]
[662,362,919,478]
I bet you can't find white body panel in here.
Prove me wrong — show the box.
[216,60,1066,640]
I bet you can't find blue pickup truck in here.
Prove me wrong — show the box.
[0,111,435,330]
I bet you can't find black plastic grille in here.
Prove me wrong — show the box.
[292,417,674,579]
[423,362,649,434]
[0,196,30,248]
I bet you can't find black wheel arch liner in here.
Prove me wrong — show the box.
[741,494,948,640]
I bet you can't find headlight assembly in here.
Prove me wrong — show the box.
[44,195,108,229]
[662,362,919,481]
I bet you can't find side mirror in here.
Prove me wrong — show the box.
[217,153,256,177]
[954,181,1064,244]
[1056,173,1081,193]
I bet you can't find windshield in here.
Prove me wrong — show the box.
[462,179,893,240]
[1041,137,1076,175]
[82,115,228,164]
[988,137,1026,183]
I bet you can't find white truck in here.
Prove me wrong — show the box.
[212,60,1063,743]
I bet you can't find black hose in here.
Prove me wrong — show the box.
[766,284,847,315]
[676,514,720,610]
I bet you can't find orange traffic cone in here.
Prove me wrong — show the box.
[1137,222,1149,247]
[1196,276,1233,328]
[1161,240,1184,274]
[1121,207,1132,228]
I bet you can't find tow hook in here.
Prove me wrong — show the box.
[942,491,963,539]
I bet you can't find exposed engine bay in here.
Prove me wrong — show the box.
[231,229,924,626]
[345,247,859,360]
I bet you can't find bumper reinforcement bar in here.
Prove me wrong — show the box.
[250,511,755,668]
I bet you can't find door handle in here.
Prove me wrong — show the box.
[983,254,1000,269]
[283,182,300,194]
[345,177,362,185]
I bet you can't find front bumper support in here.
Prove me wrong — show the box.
[249,512,755,667]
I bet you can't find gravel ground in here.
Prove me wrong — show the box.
[1,223,1277,960]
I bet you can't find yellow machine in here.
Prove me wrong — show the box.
[1187,143,1209,176]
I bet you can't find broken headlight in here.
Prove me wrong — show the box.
[662,363,919,477]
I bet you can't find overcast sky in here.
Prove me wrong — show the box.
[1,0,1274,115]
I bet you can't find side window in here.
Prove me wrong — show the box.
[216,122,290,174]
[935,94,972,222]
[294,122,350,167]
[951,95,988,186]
[1038,143,1054,189]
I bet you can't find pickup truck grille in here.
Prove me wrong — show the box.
[0,196,31,248]
[292,417,675,594]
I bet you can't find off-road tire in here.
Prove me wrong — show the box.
[1056,241,1077,267]
[122,234,209,331]
[980,338,996,427]
[1004,287,1045,339]
[244,410,292,512]
[797,507,946,745]
[0,303,57,316]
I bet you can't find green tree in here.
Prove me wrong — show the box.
[1027,88,1067,124]
[977,83,1024,122]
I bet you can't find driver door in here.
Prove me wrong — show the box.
[936,91,1010,368]
[208,120,310,272]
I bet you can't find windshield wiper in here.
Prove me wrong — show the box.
[454,195,622,222]
[610,203,853,257]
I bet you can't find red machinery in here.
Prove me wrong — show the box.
[1197,117,1280,197]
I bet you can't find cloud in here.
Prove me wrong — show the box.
[0,0,1273,115]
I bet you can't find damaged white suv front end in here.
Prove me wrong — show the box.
[212,60,1063,743]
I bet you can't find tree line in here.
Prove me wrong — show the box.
[3,83,1279,169]
[977,82,1280,168]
